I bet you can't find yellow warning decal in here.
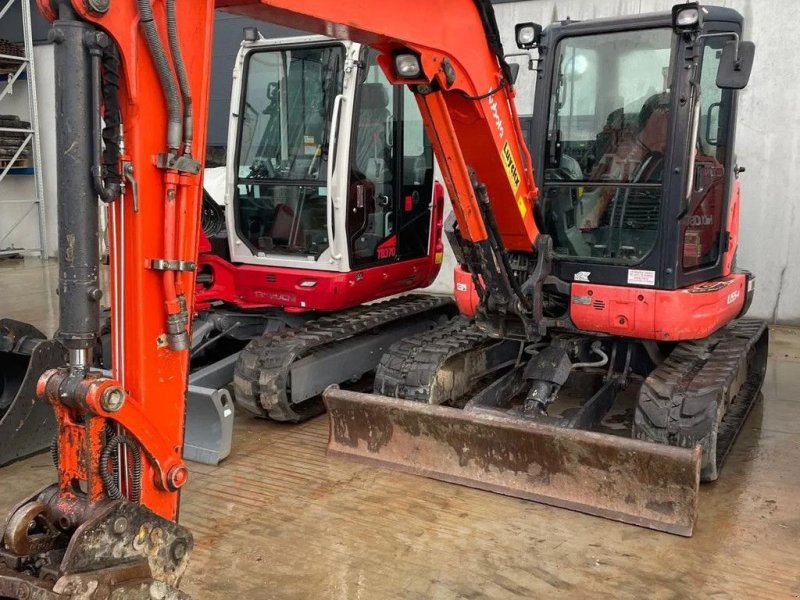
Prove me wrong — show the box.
[516,195,528,219]
[500,141,521,194]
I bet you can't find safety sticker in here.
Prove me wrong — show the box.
[500,141,521,194]
[516,195,528,219]
[627,269,656,286]
[574,271,591,282]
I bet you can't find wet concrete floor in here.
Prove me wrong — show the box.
[1,258,798,598]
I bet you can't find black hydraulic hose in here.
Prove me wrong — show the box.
[473,0,514,86]
[166,0,193,155]
[472,174,531,310]
[101,44,123,192]
[137,0,182,152]
[90,44,119,202]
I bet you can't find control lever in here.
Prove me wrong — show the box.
[123,161,139,213]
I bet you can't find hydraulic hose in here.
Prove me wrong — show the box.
[137,0,182,152]
[571,343,610,370]
[166,0,193,154]
[101,44,123,192]
[90,43,120,202]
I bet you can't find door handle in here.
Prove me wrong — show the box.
[327,93,345,261]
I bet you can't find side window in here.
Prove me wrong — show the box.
[396,86,433,260]
[346,51,435,267]
[347,51,398,267]
[681,41,732,272]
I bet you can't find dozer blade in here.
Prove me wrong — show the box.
[0,320,66,467]
[324,387,702,536]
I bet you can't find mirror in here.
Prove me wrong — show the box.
[508,62,520,85]
[717,40,755,89]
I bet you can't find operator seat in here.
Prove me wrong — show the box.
[355,82,393,192]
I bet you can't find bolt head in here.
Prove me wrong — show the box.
[100,387,125,412]
[112,516,128,535]
[167,465,188,490]
[16,583,30,600]
[86,0,110,14]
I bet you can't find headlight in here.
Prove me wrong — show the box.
[394,53,421,78]
[514,22,542,50]
[517,26,536,46]
[676,8,699,26]
[672,3,703,32]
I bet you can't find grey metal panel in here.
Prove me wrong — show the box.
[184,385,234,466]
[289,319,442,404]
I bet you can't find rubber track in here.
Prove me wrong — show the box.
[633,318,768,481]
[374,317,495,403]
[233,295,454,422]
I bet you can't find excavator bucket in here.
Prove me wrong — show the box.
[0,319,66,466]
[324,387,702,536]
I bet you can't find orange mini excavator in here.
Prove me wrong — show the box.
[0,0,760,597]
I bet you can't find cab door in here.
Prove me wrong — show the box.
[678,30,739,283]
[346,49,434,268]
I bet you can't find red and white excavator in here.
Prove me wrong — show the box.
[0,0,761,597]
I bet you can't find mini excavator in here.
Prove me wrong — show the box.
[0,0,761,597]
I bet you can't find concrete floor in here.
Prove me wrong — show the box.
[1,258,799,599]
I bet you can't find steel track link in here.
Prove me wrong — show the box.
[233,295,454,422]
[374,317,496,403]
[633,318,768,481]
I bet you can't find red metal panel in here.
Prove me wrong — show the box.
[571,274,747,341]
[196,253,442,312]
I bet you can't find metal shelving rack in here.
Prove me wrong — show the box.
[0,0,46,258]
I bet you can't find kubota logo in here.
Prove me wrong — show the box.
[488,91,504,139]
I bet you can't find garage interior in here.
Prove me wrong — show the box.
[1,0,799,598]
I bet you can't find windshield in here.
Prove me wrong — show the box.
[238,45,344,181]
[543,28,674,266]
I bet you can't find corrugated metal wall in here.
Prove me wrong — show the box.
[492,0,796,323]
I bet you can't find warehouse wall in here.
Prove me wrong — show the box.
[492,0,797,323]
[0,43,56,259]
